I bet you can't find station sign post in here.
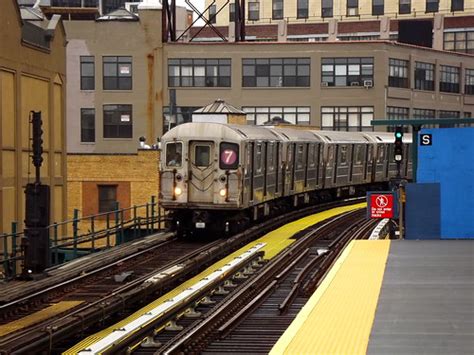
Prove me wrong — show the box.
[367,191,399,238]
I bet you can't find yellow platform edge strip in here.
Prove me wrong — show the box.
[0,301,83,337]
[271,239,391,355]
[65,202,366,354]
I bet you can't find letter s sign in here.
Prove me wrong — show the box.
[420,134,432,146]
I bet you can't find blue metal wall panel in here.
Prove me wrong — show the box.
[405,183,441,240]
[417,128,474,239]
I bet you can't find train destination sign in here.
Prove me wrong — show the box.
[368,192,396,219]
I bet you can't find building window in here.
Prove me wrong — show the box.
[103,56,132,90]
[229,3,235,22]
[103,104,132,138]
[80,56,94,90]
[389,58,409,88]
[387,106,409,131]
[248,2,260,20]
[98,185,117,213]
[272,0,283,19]
[372,0,384,15]
[242,58,310,87]
[413,108,436,128]
[413,108,435,119]
[440,65,460,93]
[322,0,333,17]
[426,0,439,12]
[399,0,411,14]
[414,62,434,91]
[168,59,231,87]
[465,69,474,95]
[347,0,358,16]
[444,31,474,54]
[163,106,201,132]
[439,110,460,128]
[451,0,463,11]
[321,106,374,131]
[80,108,95,143]
[209,4,216,24]
[243,107,310,125]
[297,0,308,18]
[321,57,374,87]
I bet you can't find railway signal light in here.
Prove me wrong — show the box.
[31,111,44,168]
[394,126,404,162]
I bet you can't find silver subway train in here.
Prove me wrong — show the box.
[160,122,412,235]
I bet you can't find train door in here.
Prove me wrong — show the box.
[263,142,268,198]
[325,145,335,188]
[284,144,294,195]
[188,141,215,203]
[275,142,280,196]
[249,143,254,202]
[349,144,355,182]
[291,143,297,191]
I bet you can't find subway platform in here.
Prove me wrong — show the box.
[271,240,474,355]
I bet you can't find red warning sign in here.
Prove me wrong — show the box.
[370,194,394,218]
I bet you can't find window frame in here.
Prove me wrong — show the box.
[347,0,359,16]
[414,61,435,91]
[168,58,231,88]
[372,0,384,15]
[242,58,310,88]
[209,4,217,24]
[80,108,95,143]
[322,0,333,18]
[272,0,283,20]
[98,185,118,214]
[465,69,474,95]
[388,58,409,88]
[80,56,95,91]
[103,56,132,91]
[321,57,374,87]
[451,0,464,11]
[297,0,309,19]
[443,30,474,54]
[321,106,374,132]
[248,1,260,20]
[426,0,439,13]
[439,65,460,93]
[243,106,310,125]
[399,0,411,14]
[103,104,133,139]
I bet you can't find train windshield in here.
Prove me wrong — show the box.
[195,145,211,166]
[166,142,182,167]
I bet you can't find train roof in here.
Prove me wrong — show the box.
[363,131,413,143]
[311,130,372,143]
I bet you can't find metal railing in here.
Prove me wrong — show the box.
[0,196,167,280]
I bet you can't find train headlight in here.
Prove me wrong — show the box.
[174,186,182,196]
[219,188,227,197]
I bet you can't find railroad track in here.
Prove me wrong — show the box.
[0,197,366,353]
[73,205,375,354]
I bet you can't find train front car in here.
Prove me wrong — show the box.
[160,123,244,236]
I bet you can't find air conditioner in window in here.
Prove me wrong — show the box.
[347,7,358,16]
[321,81,329,87]
[363,80,373,88]
[350,81,360,86]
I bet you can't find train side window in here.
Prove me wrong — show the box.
[355,145,364,164]
[268,143,274,171]
[256,143,262,173]
[166,142,182,167]
[339,145,348,165]
[378,145,385,162]
[308,144,315,167]
[297,144,304,169]
[195,145,211,167]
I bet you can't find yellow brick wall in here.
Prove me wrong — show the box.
[66,150,160,247]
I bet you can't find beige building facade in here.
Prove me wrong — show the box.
[163,41,474,130]
[0,0,67,235]
[206,0,474,25]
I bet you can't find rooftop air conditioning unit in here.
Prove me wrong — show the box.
[347,7,358,16]
[350,81,360,86]
[363,80,373,88]
[125,2,140,13]
[321,81,329,87]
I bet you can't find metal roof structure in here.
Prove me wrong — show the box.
[97,8,139,21]
[193,99,245,115]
